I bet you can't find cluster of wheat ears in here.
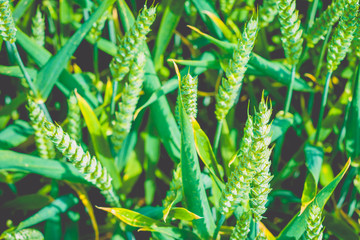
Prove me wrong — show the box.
[0,0,358,239]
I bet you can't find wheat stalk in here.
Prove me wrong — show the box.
[109,4,156,83]
[277,0,303,65]
[28,99,120,207]
[112,52,146,151]
[0,0,16,43]
[215,14,258,121]
[305,204,324,240]
[306,0,346,48]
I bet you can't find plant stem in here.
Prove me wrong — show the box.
[284,65,296,114]
[314,71,333,144]
[93,41,100,84]
[9,42,53,123]
[213,120,223,156]
[213,214,225,240]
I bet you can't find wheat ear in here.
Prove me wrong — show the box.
[31,7,45,47]
[28,99,120,207]
[327,0,359,72]
[0,0,16,43]
[109,5,156,82]
[67,92,82,142]
[218,115,253,214]
[2,228,44,240]
[306,0,346,48]
[255,230,268,240]
[175,72,198,126]
[229,210,251,240]
[248,95,273,222]
[305,204,324,240]
[162,164,182,211]
[112,52,146,151]
[259,0,278,28]
[277,0,303,65]
[352,20,360,58]
[215,14,258,121]
[89,8,110,41]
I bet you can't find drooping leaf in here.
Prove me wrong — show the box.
[0,120,33,149]
[2,194,52,211]
[270,112,294,142]
[165,207,201,221]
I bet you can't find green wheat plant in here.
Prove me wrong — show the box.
[0,0,358,239]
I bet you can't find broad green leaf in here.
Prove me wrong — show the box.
[2,194,52,211]
[0,150,87,184]
[13,0,35,22]
[17,194,79,230]
[0,120,33,149]
[120,151,142,194]
[97,207,166,228]
[16,30,98,107]
[270,112,294,142]
[75,93,121,190]
[220,120,236,177]
[64,211,80,240]
[167,207,202,221]
[346,65,360,164]
[301,143,324,209]
[0,65,37,79]
[34,0,116,99]
[320,163,334,187]
[192,119,224,187]
[153,0,186,70]
[162,190,182,222]
[147,226,201,240]
[277,159,351,239]
[179,88,215,238]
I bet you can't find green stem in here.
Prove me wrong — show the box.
[213,214,225,240]
[284,65,296,114]
[314,71,333,144]
[9,42,53,123]
[93,41,99,84]
[306,0,319,31]
[213,120,223,156]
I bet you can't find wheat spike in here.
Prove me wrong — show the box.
[229,210,251,240]
[215,14,258,121]
[109,4,156,82]
[306,0,346,48]
[326,0,359,72]
[3,228,44,240]
[89,8,110,41]
[112,52,146,152]
[0,0,16,43]
[28,99,120,207]
[305,204,324,240]
[67,92,82,142]
[277,0,303,65]
[162,164,182,213]
[31,7,45,47]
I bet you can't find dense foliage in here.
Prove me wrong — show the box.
[0,0,359,239]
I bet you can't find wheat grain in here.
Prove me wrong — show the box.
[0,0,16,43]
[305,204,324,240]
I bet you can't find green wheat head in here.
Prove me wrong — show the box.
[229,210,251,240]
[0,0,16,44]
[109,4,156,82]
[215,14,258,121]
[162,163,182,211]
[255,230,268,240]
[112,52,146,152]
[31,121,56,160]
[31,7,45,47]
[3,228,44,240]
[305,204,324,240]
[67,92,82,142]
[306,0,346,48]
[248,96,273,222]
[89,8,110,41]
[327,0,359,72]
[218,115,253,214]
[259,0,278,28]
[175,72,198,126]
[277,0,303,65]
[27,99,120,207]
